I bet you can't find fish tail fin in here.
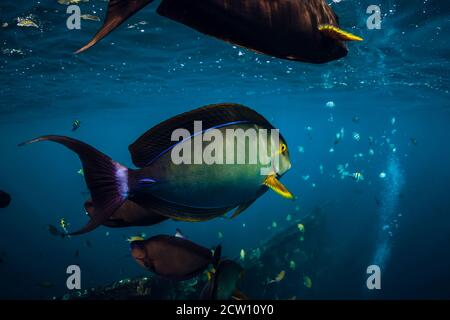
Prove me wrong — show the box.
[75,0,155,54]
[213,244,222,268]
[19,135,130,235]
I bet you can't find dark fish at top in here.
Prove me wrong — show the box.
[200,259,246,300]
[0,190,11,208]
[75,0,362,63]
[129,235,221,281]
[19,104,293,235]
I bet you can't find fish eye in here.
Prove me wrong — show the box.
[280,143,287,154]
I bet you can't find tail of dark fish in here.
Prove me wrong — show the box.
[75,0,155,54]
[19,135,130,235]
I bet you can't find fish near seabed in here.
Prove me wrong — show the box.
[200,259,247,300]
[129,235,221,280]
[19,103,293,235]
[75,0,363,63]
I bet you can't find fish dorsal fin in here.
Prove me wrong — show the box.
[128,103,273,168]
[75,0,155,54]
[318,25,363,42]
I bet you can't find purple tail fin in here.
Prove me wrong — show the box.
[19,135,129,235]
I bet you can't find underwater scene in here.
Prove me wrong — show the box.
[0,0,449,300]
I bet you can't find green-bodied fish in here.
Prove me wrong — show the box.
[19,103,293,235]
[200,259,247,300]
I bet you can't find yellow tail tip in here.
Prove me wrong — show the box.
[318,25,363,42]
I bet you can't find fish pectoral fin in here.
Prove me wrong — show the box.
[318,25,363,41]
[231,288,248,300]
[231,199,257,219]
[263,175,294,200]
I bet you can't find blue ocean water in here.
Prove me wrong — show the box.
[0,0,449,299]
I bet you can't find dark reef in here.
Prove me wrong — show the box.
[59,208,328,300]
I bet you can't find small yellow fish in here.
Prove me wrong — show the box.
[127,236,144,243]
[297,223,305,232]
[268,270,285,284]
[275,270,285,282]
[80,14,100,22]
[17,18,38,28]
[289,260,296,270]
[240,249,245,261]
[77,168,84,176]
[205,268,216,281]
[60,218,70,232]
[303,275,312,288]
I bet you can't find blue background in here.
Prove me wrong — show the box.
[0,0,449,299]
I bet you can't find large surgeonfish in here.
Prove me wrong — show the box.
[75,0,362,64]
[19,103,293,235]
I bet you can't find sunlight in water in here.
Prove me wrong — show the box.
[373,154,405,269]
